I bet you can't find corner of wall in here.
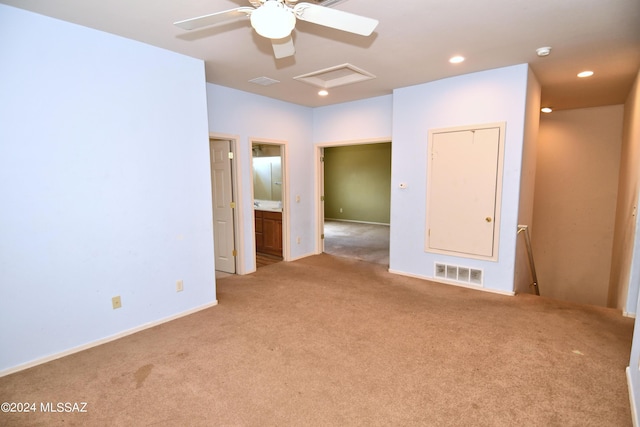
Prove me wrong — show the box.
[621,68,640,420]
[514,67,541,295]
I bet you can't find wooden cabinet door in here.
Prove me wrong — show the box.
[262,211,282,257]
[254,210,264,252]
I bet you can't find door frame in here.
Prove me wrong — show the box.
[209,133,247,274]
[249,137,290,266]
[314,137,392,254]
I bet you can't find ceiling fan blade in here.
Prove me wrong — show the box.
[272,36,296,59]
[174,7,254,31]
[293,3,378,36]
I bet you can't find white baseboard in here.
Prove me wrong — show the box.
[0,300,218,378]
[628,367,638,427]
[388,268,515,296]
[287,252,316,262]
[325,218,390,226]
[625,311,637,319]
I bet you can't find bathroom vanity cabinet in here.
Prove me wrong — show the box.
[255,210,282,258]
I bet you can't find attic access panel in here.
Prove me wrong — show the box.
[425,123,506,261]
[294,63,375,89]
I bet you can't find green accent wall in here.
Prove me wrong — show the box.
[324,142,391,224]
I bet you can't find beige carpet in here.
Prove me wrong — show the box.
[0,254,634,426]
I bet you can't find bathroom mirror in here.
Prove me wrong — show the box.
[252,144,282,202]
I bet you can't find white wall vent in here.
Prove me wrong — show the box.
[249,76,280,86]
[435,262,483,286]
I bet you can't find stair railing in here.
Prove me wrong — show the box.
[517,225,540,296]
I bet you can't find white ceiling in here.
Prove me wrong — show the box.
[2,0,639,109]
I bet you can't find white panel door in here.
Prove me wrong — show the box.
[427,126,502,258]
[210,139,235,273]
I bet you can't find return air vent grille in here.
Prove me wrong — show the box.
[435,263,483,286]
[249,76,280,86]
[305,0,348,6]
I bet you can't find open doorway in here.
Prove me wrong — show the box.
[531,106,624,307]
[210,136,240,277]
[317,140,391,266]
[251,140,288,269]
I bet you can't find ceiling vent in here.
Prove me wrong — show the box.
[305,0,349,6]
[249,76,280,86]
[294,63,375,89]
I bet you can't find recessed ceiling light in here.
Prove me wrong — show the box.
[577,71,594,78]
[318,89,328,96]
[449,55,465,64]
[541,107,553,113]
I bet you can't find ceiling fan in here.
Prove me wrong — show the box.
[174,0,378,59]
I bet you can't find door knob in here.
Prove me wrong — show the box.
[485,217,492,223]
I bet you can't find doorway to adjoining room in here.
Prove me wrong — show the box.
[320,141,391,266]
[252,142,285,269]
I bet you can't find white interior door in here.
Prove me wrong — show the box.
[426,125,504,259]
[210,139,236,273]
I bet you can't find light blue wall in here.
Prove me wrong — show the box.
[514,68,541,294]
[310,69,532,294]
[206,84,314,270]
[0,5,215,373]
[390,65,530,294]
[313,95,393,142]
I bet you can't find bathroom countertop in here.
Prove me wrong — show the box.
[254,200,282,212]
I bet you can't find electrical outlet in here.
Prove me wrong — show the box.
[112,296,122,309]
[176,280,184,292]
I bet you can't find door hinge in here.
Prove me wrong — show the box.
[232,249,237,257]
[230,202,236,209]
[320,156,324,162]
[228,152,234,159]
[321,234,325,239]
[321,196,325,201]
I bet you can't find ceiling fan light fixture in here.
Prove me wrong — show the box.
[250,1,296,39]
